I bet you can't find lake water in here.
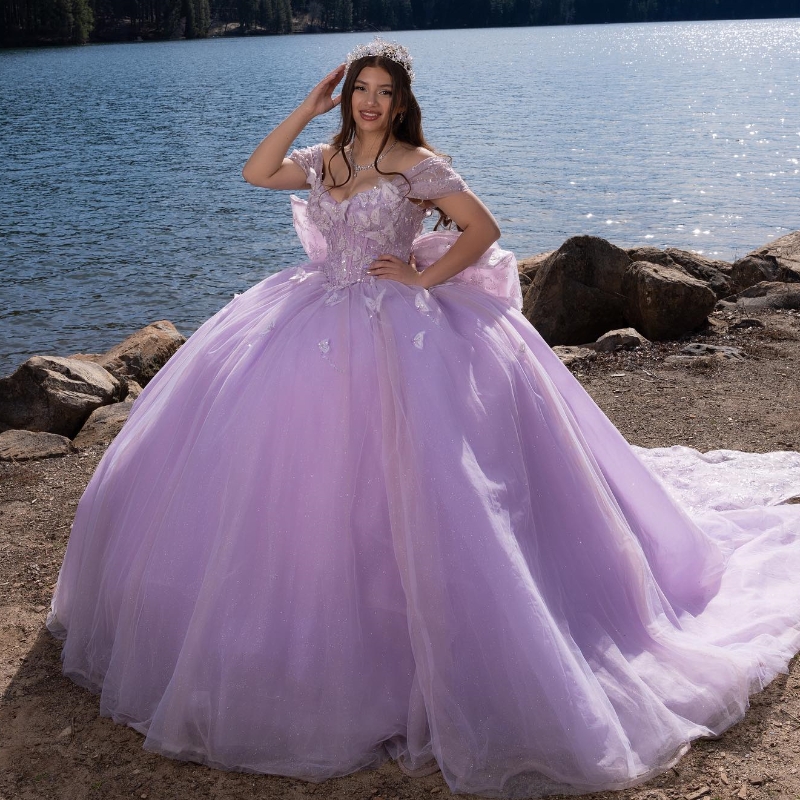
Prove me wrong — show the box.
[1,20,799,376]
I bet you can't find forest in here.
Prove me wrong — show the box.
[1,0,798,48]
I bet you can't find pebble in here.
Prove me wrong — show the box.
[731,318,765,329]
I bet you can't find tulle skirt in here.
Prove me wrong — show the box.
[48,264,800,798]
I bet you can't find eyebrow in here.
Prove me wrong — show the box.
[354,80,393,88]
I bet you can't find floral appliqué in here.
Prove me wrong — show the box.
[415,291,431,315]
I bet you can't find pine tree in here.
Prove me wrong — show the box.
[237,0,256,28]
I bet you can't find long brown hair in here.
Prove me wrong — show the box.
[329,55,454,229]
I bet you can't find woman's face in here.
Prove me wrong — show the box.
[350,65,395,135]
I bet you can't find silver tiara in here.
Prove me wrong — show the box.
[345,37,415,83]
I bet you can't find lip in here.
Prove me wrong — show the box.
[359,111,381,122]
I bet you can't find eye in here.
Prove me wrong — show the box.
[354,85,366,91]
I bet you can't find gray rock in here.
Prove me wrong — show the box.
[727,281,800,311]
[524,236,632,345]
[73,399,135,449]
[730,230,800,292]
[0,429,72,462]
[592,327,650,352]
[0,356,123,438]
[627,246,733,299]
[71,320,184,387]
[730,318,765,330]
[623,261,717,341]
[552,346,597,367]
[680,343,744,360]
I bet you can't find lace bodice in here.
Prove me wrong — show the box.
[288,144,468,290]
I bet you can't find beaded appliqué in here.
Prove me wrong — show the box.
[318,338,344,373]
[290,144,467,291]
[413,331,425,349]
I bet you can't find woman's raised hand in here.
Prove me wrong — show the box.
[242,64,345,189]
[300,65,346,119]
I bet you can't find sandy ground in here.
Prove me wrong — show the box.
[2,307,800,800]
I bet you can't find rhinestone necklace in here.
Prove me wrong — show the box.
[347,139,398,173]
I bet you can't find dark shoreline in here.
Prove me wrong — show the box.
[4,10,800,49]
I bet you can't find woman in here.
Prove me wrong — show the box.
[48,38,800,799]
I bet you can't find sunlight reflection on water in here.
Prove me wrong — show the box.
[1,19,799,372]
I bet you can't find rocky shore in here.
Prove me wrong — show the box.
[1,231,800,800]
[1,230,798,463]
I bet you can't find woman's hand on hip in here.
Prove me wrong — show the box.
[368,254,423,286]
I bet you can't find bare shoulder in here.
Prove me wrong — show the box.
[319,143,347,174]
[396,145,440,169]
[319,143,336,164]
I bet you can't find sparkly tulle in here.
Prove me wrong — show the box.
[48,147,800,798]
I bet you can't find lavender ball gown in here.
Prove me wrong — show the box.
[47,145,800,798]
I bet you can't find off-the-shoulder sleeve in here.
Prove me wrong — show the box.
[408,157,469,201]
[287,144,323,186]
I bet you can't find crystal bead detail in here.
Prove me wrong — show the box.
[413,331,425,349]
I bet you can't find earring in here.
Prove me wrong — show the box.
[398,112,405,123]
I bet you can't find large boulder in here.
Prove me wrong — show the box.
[0,356,123,438]
[72,320,185,387]
[0,429,73,462]
[627,246,733,299]
[730,230,800,292]
[73,399,135,450]
[524,236,632,345]
[724,281,800,311]
[623,261,717,341]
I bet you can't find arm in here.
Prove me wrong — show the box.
[416,191,500,289]
[367,190,501,289]
[241,65,345,190]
